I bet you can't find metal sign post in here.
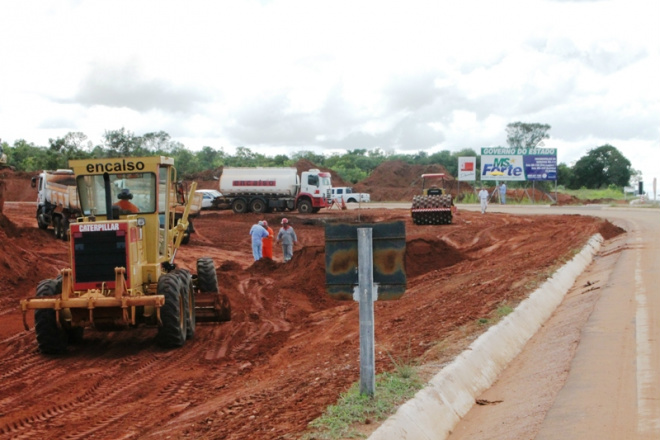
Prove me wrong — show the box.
[324,221,407,397]
[357,228,375,396]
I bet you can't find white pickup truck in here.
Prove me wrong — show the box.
[331,187,370,204]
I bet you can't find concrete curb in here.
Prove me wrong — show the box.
[368,233,604,440]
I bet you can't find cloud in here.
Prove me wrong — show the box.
[71,61,209,113]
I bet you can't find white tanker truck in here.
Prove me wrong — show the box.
[218,167,332,214]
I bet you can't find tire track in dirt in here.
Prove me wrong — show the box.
[0,338,208,439]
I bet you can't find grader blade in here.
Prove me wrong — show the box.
[195,291,231,322]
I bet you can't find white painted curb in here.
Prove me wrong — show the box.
[368,233,604,440]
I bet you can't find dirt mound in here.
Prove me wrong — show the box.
[0,170,37,202]
[405,238,466,278]
[0,219,67,297]
[353,160,458,202]
[598,220,626,240]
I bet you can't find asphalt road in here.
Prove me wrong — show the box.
[443,204,660,440]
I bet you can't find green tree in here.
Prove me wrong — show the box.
[569,144,632,189]
[6,139,57,171]
[428,150,453,174]
[196,146,227,168]
[142,131,173,153]
[557,163,574,187]
[103,128,144,157]
[506,122,551,149]
[170,146,200,177]
[292,150,325,166]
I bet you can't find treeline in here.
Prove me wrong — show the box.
[0,127,637,190]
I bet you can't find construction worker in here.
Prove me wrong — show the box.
[276,218,297,262]
[249,221,269,261]
[261,220,274,259]
[499,182,507,204]
[114,188,139,213]
[478,186,489,214]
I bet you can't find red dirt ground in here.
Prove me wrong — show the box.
[0,168,624,440]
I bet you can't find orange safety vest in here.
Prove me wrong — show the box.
[114,199,139,213]
[262,227,274,259]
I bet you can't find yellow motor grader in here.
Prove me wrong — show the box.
[410,173,454,225]
[20,156,230,354]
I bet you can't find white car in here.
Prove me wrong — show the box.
[196,189,223,209]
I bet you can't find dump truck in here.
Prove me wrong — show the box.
[410,173,454,225]
[32,169,83,240]
[218,167,332,214]
[20,156,231,354]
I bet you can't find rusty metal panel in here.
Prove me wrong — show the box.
[325,221,406,300]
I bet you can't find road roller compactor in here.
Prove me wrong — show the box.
[21,156,231,354]
[411,173,454,225]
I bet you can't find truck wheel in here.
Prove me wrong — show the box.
[34,278,68,354]
[297,199,313,214]
[156,273,187,348]
[173,269,195,340]
[36,208,48,230]
[196,257,218,293]
[61,219,70,241]
[250,198,267,214]
[232,199,248,214]
[347,198,357,203]
[53,217,62,239]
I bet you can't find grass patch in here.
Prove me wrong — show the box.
[458,192,479,204]
[496,303,514,318]
[303,361,424,439]
[559,187,625,200]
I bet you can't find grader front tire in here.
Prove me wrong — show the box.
[173,269,196,340]
[156,273,187,348]
[34,278,68,354]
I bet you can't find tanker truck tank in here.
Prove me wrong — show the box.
[218,167,331,214]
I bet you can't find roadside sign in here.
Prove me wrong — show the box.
[325,221,406,300]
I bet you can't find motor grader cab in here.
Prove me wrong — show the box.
[20,156,231,354]
[411,173,454,225]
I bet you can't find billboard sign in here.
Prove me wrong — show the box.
[481,147,557,181]
[458,157,476,181]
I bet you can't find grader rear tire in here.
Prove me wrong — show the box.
[195,257,231,322]
[34,278,68,354]
[173,269,196,340]
[156,273,187,348]
[196,258,218,293]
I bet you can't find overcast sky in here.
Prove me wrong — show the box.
[1,0,658,194]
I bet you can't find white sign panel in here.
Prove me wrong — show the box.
[458,157,476,181]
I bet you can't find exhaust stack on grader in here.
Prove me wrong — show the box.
[20,156,231,354]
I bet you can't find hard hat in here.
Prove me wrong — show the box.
[262,220,268,227]
[281,218,288,224]
[258,221,264,226]
[118,188,133,200]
